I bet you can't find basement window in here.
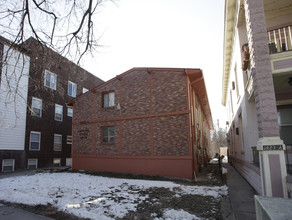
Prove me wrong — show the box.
[2,159,15,172]
[103,92,115,108]
[102,127,115,143]
[28,159,38,170]
[53,158,61,167]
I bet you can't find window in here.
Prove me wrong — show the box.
[67,135,72,144]
[83,88,89,93]
[102,127,115,143]
[44,70,57,90]
[30,131,41,150]
[28,159,38,170]
[31,97,42,117]
[103,92,115,108]
[68,81,77,97]
[234,64,240,99]
[67,107,73,117]
[54,134,62,151]
[55,104,63,121]
[66,158,72,166]
[278,108,292,147]
[2,159,15,172]
[53,158,61,167]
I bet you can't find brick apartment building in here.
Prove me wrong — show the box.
[0,36,103,171]
[69,68,213,180]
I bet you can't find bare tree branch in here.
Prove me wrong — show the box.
[0,0,116,63]
[0,0,116,127]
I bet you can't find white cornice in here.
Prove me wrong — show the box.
[222,0,237,106]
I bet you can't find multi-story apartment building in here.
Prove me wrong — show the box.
[222,0,292,197]
[68,68,213,180]
[0,36,104,172]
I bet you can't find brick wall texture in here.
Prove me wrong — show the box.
[73,69,190,157]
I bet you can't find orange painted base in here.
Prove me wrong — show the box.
[72,155,194,180]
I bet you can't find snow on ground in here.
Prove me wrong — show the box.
[0,172,228,219]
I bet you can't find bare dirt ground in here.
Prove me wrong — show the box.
[1,164,226,220]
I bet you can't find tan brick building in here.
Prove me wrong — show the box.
[222,0,292,197]
[69,68,213,180]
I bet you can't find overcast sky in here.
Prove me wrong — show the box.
[81,0,226,128]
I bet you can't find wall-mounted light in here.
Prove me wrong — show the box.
[236,127,239,135]
[117,103,121,110]
[288,78,292,86]
[232,81,235,90]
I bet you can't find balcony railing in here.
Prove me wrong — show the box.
[268,25,292,54]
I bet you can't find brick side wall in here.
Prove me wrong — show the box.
[73,69,190,158]
[152,70,187,114]
[74,92,96,122]
[71,68,198,179]
[73,123,95,155]
[153,114,189,156]
[122,118,151,156]
[121,70,150,116]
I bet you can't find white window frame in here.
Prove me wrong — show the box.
[2,159,15,172]
[103,92,115,108]
[68,81,77,97]
[66,135,72,144]
[55,104,63,122]
[53,158,61,167]
[67,107,73,117]
[102,127,115,143]
[83,88,89,93]
[66,158,72,166]
[44,70,57,90]
[27,159,38,169]
[54,134,62,151]
[29,131,41,151]
[31,97,42,117]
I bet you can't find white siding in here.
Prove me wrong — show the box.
[0,45,30,150]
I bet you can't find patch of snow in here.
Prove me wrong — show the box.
[0,172,227,219]
[222,167,228,174]
[155,209,201,220]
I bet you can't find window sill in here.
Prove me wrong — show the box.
[102,106,115,109]
[101,142,115,145]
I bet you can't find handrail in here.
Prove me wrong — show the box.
[267,25,292,54]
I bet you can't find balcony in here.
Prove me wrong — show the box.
[267,25,292,75]
[268,25,292,54]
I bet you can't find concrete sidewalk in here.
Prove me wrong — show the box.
[222,163,257,220]
[0,204,53,220]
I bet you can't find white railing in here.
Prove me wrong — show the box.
[268,25,292,54]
